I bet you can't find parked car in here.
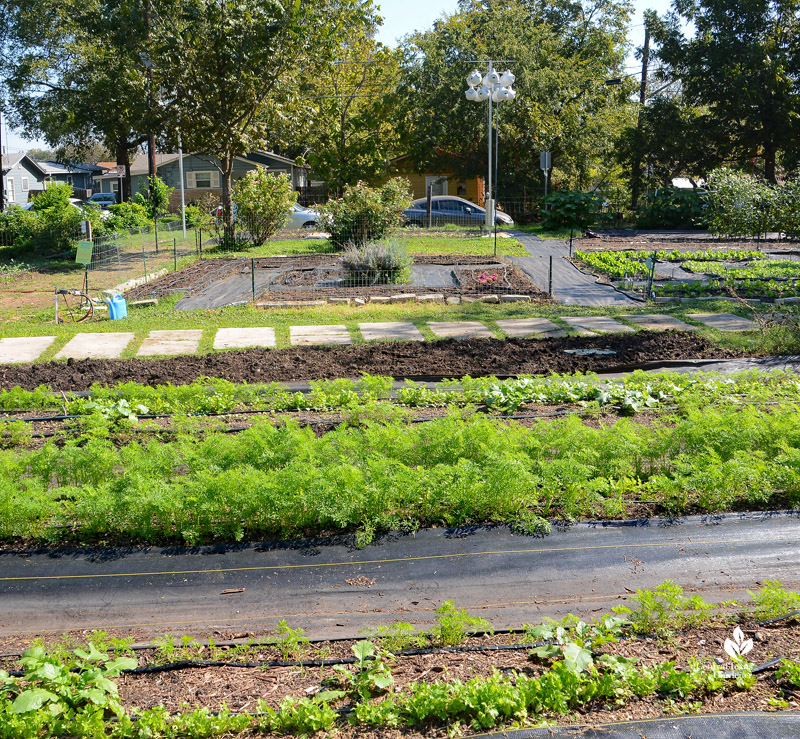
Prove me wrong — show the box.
[86,192,118,208]
[402,196,514,227]
[211,202,320,230]
[287,203,320,230]
[20,199,110,219]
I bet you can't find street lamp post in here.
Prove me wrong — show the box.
[465,62,517,228]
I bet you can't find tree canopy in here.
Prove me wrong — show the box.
[394,0,635,202]
[654,0,800,182]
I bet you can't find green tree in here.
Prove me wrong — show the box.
[2,0,151,201]
[395,0,635,201]
[303,33,401,194]
[133,176,173,219]
[655,0,800,182]
[148,0,376,242]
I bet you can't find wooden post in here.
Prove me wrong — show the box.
[426,185,432,229]
[548,255,553,295]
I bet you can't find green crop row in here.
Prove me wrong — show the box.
[3,396,800,545]
[682,259,800,280]
[575,249,767,281]
[3,369,799,419]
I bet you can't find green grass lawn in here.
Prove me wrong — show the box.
[0,288,784,361]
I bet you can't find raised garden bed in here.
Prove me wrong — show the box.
[125,254,547,307]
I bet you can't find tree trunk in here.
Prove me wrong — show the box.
[764,144,777,184]
[221,151,235,243]
[116,139,132,202]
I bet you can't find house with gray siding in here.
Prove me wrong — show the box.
[92,151,304,208]
[2,153,48,206]
[35,161,102,196]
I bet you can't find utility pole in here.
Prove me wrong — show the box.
[0,111,4,213]
[630,23,650,210]
[144,0,156,188]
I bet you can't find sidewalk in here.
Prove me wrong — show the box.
[0,313,757,363]
[509,232,639,307]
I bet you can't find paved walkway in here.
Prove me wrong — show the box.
[509,232,639,307]
[0,313,757,363]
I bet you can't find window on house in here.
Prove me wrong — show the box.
[6,179,14,199]
[425,176,448,196]
[67,176,73,186]
[188,171,220,189]
[21,178,29,192]
[110,180,119,193]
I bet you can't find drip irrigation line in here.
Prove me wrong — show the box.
[756,609,800,625]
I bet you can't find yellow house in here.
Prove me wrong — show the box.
[380,155,485,206]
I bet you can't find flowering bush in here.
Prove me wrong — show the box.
[232,170,297,247]
[319,179,412,248]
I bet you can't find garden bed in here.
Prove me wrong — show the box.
[125,254,546,306]
[2,581,800,737]
[0,332,733,392]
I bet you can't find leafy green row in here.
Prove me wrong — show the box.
[3,369,799,418]
[655,277,800,299]
[3,399,800,545]
[682,259,800,280]
[575,248,767,280]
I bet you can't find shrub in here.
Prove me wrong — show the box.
[105,202,153,232]
[133,175,174,218]
[319,178,411,248]
[340,240,411,284]
[29,182,73,212]
[636,187,709,229]
[0,206,40,250]
[706,168,775,237]
[232,169,297,246]
[541,190,603,230]
[184,204,213,229]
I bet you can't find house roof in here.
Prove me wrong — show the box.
[2,153,48,176]
[97,151,295,177]
[35,160,96,176]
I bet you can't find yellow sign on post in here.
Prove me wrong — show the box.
[75,241,93,265]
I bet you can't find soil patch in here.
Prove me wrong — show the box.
[0,332,738,391]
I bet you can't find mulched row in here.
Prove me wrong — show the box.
[0,332,739,392]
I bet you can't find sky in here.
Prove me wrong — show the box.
[3,0,675,154]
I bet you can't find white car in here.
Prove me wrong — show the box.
[286,203,320,230]
[212,202,320,230]
[19,199,110,220]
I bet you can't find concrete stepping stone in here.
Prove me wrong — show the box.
[0,336,56,364]
[290,325,352,346]
[213,327,276,351]
[138,329,203,357]
[427,321,494,339]
[495,318,565,338]
[561,316,634,334]
[621,314,697,332]
[55,332,135,360]
[687,313,757,331]
[359,322,425,342]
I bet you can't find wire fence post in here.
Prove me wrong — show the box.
[142,242,147,280]
[173,238,177,271]
[199,228,202,255]
[548,255,553,296]
[251,257,256,302]
[154,217,159,254]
